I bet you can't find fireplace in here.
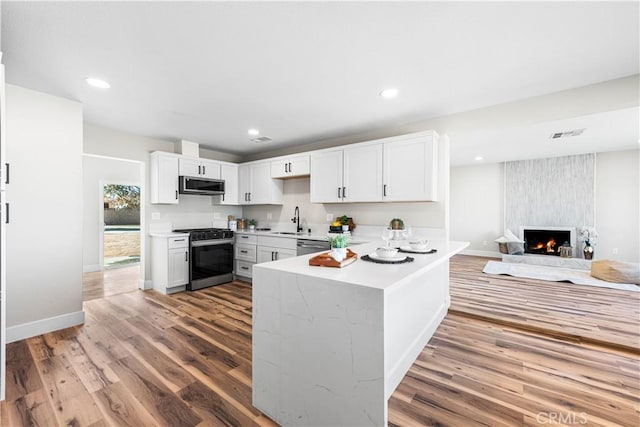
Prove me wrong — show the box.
[520,226,576,257]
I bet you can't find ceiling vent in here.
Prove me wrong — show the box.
[549,128,586,139]
[251,136,272,143]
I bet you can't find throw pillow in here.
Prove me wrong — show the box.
[591,260,640,285]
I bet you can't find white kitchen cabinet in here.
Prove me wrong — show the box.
[257,246,296,263]
[310,145,382,203]
[213,163,239,205]
[383,132,438,202]
[310,131,438,203]
[239,161,283,205]
[343,143,383,202]
[271,155,310,178]
[310,150,343,203]
[235,233,257,279]
[150,152,180,204]
[179,158,221,179]
[152,234,189,294]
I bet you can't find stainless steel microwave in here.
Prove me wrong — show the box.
[179,176,225,196]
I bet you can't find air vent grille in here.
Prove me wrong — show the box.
[549,128,586,139]
[251,136,272,143]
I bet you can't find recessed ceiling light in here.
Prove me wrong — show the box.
[474,156,484,161]
[248,129,260,136]
[85,77,110,89]
[380,88,398,99]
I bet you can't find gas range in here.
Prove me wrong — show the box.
[173,227,234,241]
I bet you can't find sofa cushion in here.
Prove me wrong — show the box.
[591,260,640,285]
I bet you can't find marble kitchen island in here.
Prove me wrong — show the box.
[252,240,469,426]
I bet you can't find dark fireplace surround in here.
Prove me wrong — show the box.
[523,229,571,256]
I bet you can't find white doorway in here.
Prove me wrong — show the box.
[101,183,141,269]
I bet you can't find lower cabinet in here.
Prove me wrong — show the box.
[234,233,297,279]
[152,234,190,294]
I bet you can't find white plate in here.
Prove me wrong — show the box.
[368,252,407,262]
[400,245,431,253]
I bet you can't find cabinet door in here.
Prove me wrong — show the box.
[343,143,383,202]
[310,150,343,203]
[273,248,296,261]
[238,164,251,205]
[383,135,437,201]
[151,154,179,204]
[218,163,238,205]
[271,155,310,178]
[257,246,277,263]
[249,162,273,204]
[178,158,202,177]
[200,159,221,179]
[168,248,189,287]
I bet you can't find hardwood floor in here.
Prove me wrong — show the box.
[450,255,640,353]
[83,265,140,301]
[2,255,638,426]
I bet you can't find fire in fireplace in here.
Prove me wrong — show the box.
[523,229,571,256]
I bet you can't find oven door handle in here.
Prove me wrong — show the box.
[191,239,235,247]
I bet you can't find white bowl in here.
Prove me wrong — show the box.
[409,240,428,250]
[376,247,399,258]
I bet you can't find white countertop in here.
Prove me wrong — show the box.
[149,232,190,238]
[254,240,469,291]
[235,229,370,244]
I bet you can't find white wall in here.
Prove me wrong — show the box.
[595,150,640,262]
[82,155,141,272]
[450,163,504,256]
[5,84,84,340]
[83,124,242,284]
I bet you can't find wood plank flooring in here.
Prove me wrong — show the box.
[83,265,140,301]
[449,255,640,353]
[1,255,638,426]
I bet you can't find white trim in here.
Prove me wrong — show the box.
[139,279,152,290]
[83,153,141,164]
[83,264,101,273]
[460,248,502,258]
[6,310,85,343]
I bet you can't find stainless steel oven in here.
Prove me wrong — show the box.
[174,228,234,290]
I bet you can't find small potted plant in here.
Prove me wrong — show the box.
[390,218,404,230]
[329,234,349,262]
[579,226,598,260]
[338,214,353,232]
[248,219,257,231]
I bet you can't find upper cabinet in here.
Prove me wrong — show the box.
[239,161,283,205]
[383,133,438,202]
[310,131,438,203]
[213,163,239,205]
[179,158,221,179]
[271,155,310,179]
[150,152,179,204]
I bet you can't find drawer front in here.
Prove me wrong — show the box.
[257,235,297,250]
[235,243,257,262]
[235,260,254,278]
[236,233,258,244]
[168,236,189,249]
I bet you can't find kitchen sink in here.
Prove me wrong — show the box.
[270,231,305,235]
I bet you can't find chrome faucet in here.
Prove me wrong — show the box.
[291,206,302,232]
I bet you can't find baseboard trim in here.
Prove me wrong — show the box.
[83,264,101,273]
[460,249,502,258]
[6,310,85,343]
[139,279,152,290]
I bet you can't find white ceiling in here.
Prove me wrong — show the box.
[2,1,639,161]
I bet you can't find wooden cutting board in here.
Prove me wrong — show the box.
[309,249,358,268]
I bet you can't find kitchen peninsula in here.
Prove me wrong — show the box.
[252,239,469,426]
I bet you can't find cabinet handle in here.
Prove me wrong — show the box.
[249,193,251,202]
[203,165,206,175]
[342,187,346,198]
[240,250,248,253]
[175,190,178,200]
[244,192,248,201]
[198,165,201,175]
[174,239,185,242]
[275,251,279,260]
[185,251,188,262]
[4,163,9,184]
[241,235,248,239]
[285,163,288,173]
[4,203,8,224]
[222,193,225,202]
[241,266,249,270]
[338,187,341,199]
[288,162,292,172]
[383,184,387,197]
[271,251,275,261]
